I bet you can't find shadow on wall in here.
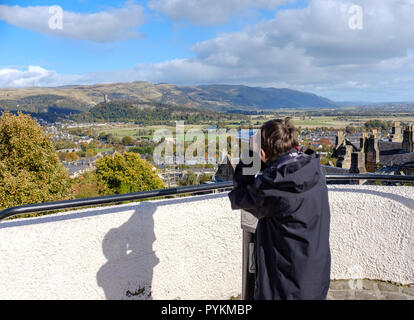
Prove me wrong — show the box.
[0,192,228,300]
[95,192,228,300]
[96,202,159,300]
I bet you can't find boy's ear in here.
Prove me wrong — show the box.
[260,149,267,162]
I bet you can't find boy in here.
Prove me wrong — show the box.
[228,118,331,300]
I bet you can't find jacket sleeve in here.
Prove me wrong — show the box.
[228,154,267,218]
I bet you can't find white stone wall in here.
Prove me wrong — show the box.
[0,185,412,300]
[328,185,414,284]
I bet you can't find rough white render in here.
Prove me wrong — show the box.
[328,185,414,284]
[0,185,412,300]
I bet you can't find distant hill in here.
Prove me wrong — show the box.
[0,81,339,114]
[195,85,339,109]
[74,100,238,124]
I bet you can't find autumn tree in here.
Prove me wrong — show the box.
[79,141,97,158]
[94,152,165,194]
[72,171,107,199]
[65,152,79,162]
[0,112,71,209]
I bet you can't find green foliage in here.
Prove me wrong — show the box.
[72,172,108,199]
[95,152,165,194]
[178,170,198,186]
[79,141,97,158]
[84,148,97,158]
[0,111,71,210]
[54,140,77,150]
[130,145,153,154]
[121,136,135,146]
[0,95,84,114]
[199,173,212,184]
[74,101,240,125]
[129,145,154,155]
[67,127,95,137]
[99,132,113,143]
[178,171,213,185]
[364,120,392,130]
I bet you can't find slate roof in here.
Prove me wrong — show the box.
[350,140,414,168]
[378,141,414,167]
[332,137,414,171]
[321,165,350,175]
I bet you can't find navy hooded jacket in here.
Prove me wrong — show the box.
[228,149,331,300]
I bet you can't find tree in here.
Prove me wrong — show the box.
[345,126,356,134]
[79,141,97,158]
[65,152,79,162]
[121,136,135,146]
[94,152,165,194]
[71,171,107,199]
[178,170,198,186]
[99,132,113,143]
[0,112,71,210]
[80,142,89,152]
[199,173,211,184]
[364,120,391,131]
[54,140,76,150]
[85,148,97,158]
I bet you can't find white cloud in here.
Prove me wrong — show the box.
[145,0,414,100]
[0,2,145,42]
[140,0,414,100]
[148,0,291,25]
[0,66,78,88]
[2,0,414,101]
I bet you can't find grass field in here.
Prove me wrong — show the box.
[89,114,414,139]
[96,124,209,139]
[291,117,340,127]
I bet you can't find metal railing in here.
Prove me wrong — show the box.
[0,174,413,222]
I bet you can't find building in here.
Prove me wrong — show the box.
[332,131,359,170]
[333,123,414,175]
[402,125,414,153]
[389,121,403,142]
[214,152,237,182]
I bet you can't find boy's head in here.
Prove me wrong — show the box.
[260,117,298,163]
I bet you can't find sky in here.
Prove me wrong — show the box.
[0,0,413,102]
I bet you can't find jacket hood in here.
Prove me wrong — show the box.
[261,148,322,194]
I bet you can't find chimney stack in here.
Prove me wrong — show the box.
[402,125,414,153]
[336,131,344,147]
[350,152,366,174]
[390,122,403,143]
[364,130,380,172]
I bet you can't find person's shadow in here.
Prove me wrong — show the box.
[97,201,159,300]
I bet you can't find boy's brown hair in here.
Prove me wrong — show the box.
[261,117,298,162]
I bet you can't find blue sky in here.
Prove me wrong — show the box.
[0,0,413,102]
[0,0,306,72]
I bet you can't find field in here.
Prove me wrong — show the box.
[84,113,414,140]
[290,115,414,129]
[290,117,344,128]
[95,124,209,139]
